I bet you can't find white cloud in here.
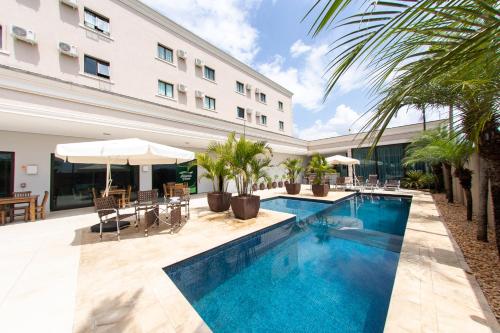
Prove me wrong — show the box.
[141,0,261,64]
[336,66,369,94]
[296,104,444,140]
[290,40,312,58]
[258,42,329,112]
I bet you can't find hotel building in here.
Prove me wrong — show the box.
[0,0,442,212]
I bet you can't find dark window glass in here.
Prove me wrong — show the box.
[204,96,216,110]
[0,25,3,49]
[204,66,215,81]
[84,55,110,79]
[261,115,267,125]
[237,107,245,119]
[260,93,266,103]
[158,80,174,98]
[278,101,283,110]
[84,9,110,34]
[279,121,284,131]
[236,81,245,94]
[152,160,197,196]
[50,154,139,211]
[0,152,14,197]
[157,44,173,62]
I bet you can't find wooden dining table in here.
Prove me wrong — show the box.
[100,189,127,208]
[0,195,39,222]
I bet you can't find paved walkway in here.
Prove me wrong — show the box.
[0,188,498,333]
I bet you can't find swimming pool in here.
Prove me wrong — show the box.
[165,194,411,333]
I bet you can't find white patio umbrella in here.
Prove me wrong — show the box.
[55,138,195,196]
[326,155,361,185]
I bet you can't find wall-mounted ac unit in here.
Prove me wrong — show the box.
[194,58,203,67]
[245,108,253,114]
[195,90,204,98]
[245,83,252,91]
[11,25,37,44]
[177,84,187,93]
[255,88,261,94]
[60,0,78,9]
[58,42,78,57]
[177,49,187,59]
[255,111,261,117]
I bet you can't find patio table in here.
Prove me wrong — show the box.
[0,195,39,222]
[100,189,127,208]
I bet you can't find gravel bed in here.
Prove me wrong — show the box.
[433,193,500,321]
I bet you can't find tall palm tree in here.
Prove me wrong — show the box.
[282,158,304,183]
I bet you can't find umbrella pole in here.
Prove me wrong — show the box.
[105,162,111,197]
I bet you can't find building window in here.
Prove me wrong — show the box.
[237,107,245,119]
[158,80,174,98]
[260,93,267,103]
[84,55,110,79]
[204,66,215,81]
[157,44,173,63]
[236,81,245,94]
[278,101,283,110]
[84,9,110,35]
[279,121,284,131]
[261,115,267,125]
[204,96,216,110]
[0,25,3,49]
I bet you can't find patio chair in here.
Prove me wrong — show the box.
[384,179,401,191]
[335,176,346,190]
[366,175,379,190]
[119,185,132,207]
[10,191,32,222]
[35,191,49,220]
[344,176,353,188]
[94,196,136,240]
[0,207,6,225]
[144,206,182,235]
[171,188,190,219]
[135,189,159,223]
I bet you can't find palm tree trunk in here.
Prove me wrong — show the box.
[443,163,453,203]
[465,188,473,221]
[476,157,489,242]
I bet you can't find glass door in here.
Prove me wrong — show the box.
[0,152,14,198]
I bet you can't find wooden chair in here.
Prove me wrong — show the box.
[0,207,6,225]
[119,185,132,207]
[10,191,32,222]
[94,196,136,240]
[164,182,175,197]
[35,191,49,220]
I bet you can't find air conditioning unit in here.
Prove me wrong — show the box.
[177,84,187,93]
[11,25,37,45]
[255,111,261,117]
[58,42,78,57]
[60,0,78,9]
[245,108,253,115]
[194,58,203,67]
[245,83,252,91]
[177,49,187,59]
[255,88,261,94]
[195,90,204,98]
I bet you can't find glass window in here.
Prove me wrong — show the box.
[0,152,14,198]
[84,55,110,79]
[50,154,139,211]
[278,101,283,110]
[84,9,110,34]
[204,66,215,81]
[0,25,3,49]
[153,160,197,196]
[261,115,267,125]
[157,44,173,63]
[158,80,174,98]
[279,121,284,131]
[236,81,245,94]
[260,93,267,103]
[352,143,409,182]
[237,107,245,119]
[204,96,216,110]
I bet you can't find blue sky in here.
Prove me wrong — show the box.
[142,0,444,140]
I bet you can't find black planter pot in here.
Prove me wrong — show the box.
[285,183,301,195]
[278,181,283,188]
[207,192,232,212]
[312,184,329,197]
[252,184,258,192]
[284,180,290,186]
[230,195,260,220]
[259,183,266,190]
[272,181,277,188]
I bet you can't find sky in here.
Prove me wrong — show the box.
[141,0,445,140]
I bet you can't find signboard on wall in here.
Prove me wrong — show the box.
[176,162,197,194]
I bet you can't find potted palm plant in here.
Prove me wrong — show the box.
[251,157,271,193]
[308,153,334,197]
[223,133,272,220]
[278,175,284,188]
[282,158,303,195]
[193,139,234,212]
[272,175,278,188]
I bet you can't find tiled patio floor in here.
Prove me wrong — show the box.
[0,188,498,333]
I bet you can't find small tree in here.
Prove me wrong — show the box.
[193,152,232,193]
[307,153,335,185]
[250,157,272,194]
[282,158,304,183]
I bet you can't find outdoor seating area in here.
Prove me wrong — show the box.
[0,191,49,224]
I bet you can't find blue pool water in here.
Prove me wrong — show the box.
[165,194,411,333]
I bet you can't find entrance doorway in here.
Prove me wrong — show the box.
[0,152,14,197]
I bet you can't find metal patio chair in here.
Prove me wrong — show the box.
[94,196,136,240]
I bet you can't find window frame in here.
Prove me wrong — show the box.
[260,93,267,104]
[236,107,245,119]
[279,121,284,131]
[84,8,110,35]
[158,80,174,99]
[0,25,3,50]
[261,115,268,125]
[157,43,174,63]
[203,66,216,81]
[84,55,110,79]
[278,101,283,111]
[204,96,216,110]
[236,81,245,94]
